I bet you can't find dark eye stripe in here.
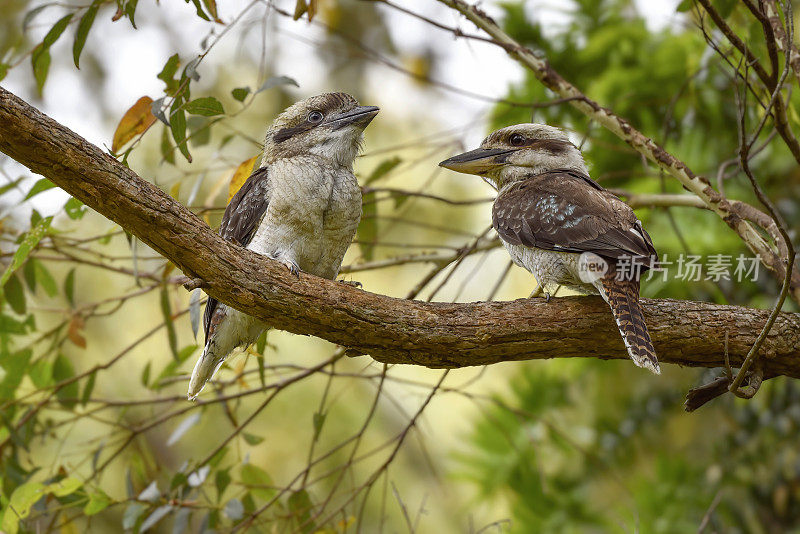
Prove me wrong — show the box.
[273,123,314,143]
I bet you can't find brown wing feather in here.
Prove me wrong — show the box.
[203,165,271,341]
[492,169,657,263]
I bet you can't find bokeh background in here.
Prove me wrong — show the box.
[1,0,800,532]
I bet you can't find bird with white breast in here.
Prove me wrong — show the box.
[188,93,379,399]
[440,123,660,374]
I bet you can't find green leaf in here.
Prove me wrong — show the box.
[141,360,151,387]
[215,469,231,501]
[2,481,45,534]
[170,99,192,162]
[64,197,86,220]
[28,359,53,388]
[45,477,82,497]
[33,259,57,297]
[73,2,99,68]
[242,433,264,445]
[53,354,79,408]
[64,268,76,307]
[160,288,179,359]
[0,314,30,335]
[22,258,36,292]
[176,344,198,362]
[231,87,250,102]
[84,490,113,516]
[4,274,26,315]
[81,371,96,405]
[30,12,73,94]
[158,54,180,95]
[676,0,692,12]
[189,0,211,21]
[124,0,139,28]
[24,178,55,200]
[0,215,51,290]
[23,3,57,32]
[0,349,33,400]
[42,14,73,47]
[160,124,176,164]
[0,63,7,82]
[288,489,316,533]
[187,116,210,147]
[364,156,401,185]
[240,464,274,500]
[312,412,326,442]
[256,75,299,93]
[184,96,224,116]
[0,176,23,197]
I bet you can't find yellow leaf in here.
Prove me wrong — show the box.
[203,0,222,22]
[112,96,156,152]
[170,181,181,200]
[67,315,87,348]
[293,0,308,20]
[227,156,258,204]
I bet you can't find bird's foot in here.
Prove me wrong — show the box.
[544,291,551,303]
[338,279,362,288]
[271,253,301,277]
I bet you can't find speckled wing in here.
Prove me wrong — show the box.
[492,169,657,263]
[203,165,271,340]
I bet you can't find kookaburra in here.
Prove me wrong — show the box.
[188,93,379,399]
[439,124,660,374]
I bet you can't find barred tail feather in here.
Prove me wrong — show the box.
[598,275,660,374]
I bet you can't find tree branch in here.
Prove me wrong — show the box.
[1,86,799,378]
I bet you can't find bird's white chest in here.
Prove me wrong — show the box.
[503,240,596,294]
[248,158,361,279]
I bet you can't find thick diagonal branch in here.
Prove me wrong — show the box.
[1,86,799,377]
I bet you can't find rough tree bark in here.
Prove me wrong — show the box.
[1,86,799,379]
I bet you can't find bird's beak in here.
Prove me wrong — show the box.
[328,105,380,130]
[438,147,516,175]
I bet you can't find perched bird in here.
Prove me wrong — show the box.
[188,93,379,399]
[439,124,660,373]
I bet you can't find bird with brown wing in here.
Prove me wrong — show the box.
[440,124,660,374]
[188,93,379,399]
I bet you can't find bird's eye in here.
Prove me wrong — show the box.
[307,111,324,123]
[509,133,526,146]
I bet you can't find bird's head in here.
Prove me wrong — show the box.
[263,92,379,167]
[439,123,587,188]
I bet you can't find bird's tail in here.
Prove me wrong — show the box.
[187,342,226,401]
[598,274,660,374]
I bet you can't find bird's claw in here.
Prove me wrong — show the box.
[285,261,300,277]
[271,253,301,277]
[339,279,362,288]
[544,292,551,303]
